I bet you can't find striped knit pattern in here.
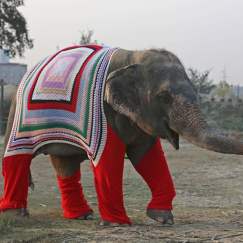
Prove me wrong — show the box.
[5,45,118,166]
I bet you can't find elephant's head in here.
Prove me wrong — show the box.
[105,49,243,155]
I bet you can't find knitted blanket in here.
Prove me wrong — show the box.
[4,45,118,166]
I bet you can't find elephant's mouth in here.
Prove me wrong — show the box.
[136,115,179,149]
[161,122,179,150]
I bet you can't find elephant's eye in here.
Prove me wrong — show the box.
[157,91,172,104]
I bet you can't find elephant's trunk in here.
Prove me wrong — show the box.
[170,96,243,155]
[182,127,243,155]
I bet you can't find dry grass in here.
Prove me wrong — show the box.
[1,141,243,242]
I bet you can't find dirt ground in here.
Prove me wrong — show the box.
[1,140,243,242]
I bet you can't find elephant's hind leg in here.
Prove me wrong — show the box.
[0,154,32,216]
[0,95,31,217]
[50,155,93,220]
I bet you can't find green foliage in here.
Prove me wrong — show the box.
[188,68,215,95]
[0,0,33,57]
[201,102,243,131]
[213,80,233,98]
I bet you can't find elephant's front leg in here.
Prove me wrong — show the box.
[92,125,131,225]
[50,155,93,219]
[127,139,176,225]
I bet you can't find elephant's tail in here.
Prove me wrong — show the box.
[29,172,35,191]
[3,91,17,152]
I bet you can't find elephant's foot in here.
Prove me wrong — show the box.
[99,220,130,227]
[146,209,174,225]
[0,208,29,217]
[75,211,94,220]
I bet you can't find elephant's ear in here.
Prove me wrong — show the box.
[105,64,144,123]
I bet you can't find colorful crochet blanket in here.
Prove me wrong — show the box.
[4,45,118,166]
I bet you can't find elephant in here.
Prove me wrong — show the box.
[1,46,243,226]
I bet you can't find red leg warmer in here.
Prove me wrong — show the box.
[92,125,131,224]
[57,170,93,219]
[134,139,176,210]
[0,154,32,211]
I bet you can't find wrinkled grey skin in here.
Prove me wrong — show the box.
[4,48,243,224]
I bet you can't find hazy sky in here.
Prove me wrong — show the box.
[15,0,243,84]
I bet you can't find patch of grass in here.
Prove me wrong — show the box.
[0,216,15,234]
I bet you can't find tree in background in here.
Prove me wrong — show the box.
[188,68,216,95]
[213,80,233,98]
[0,0,33,58]
[79,30,97,45]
